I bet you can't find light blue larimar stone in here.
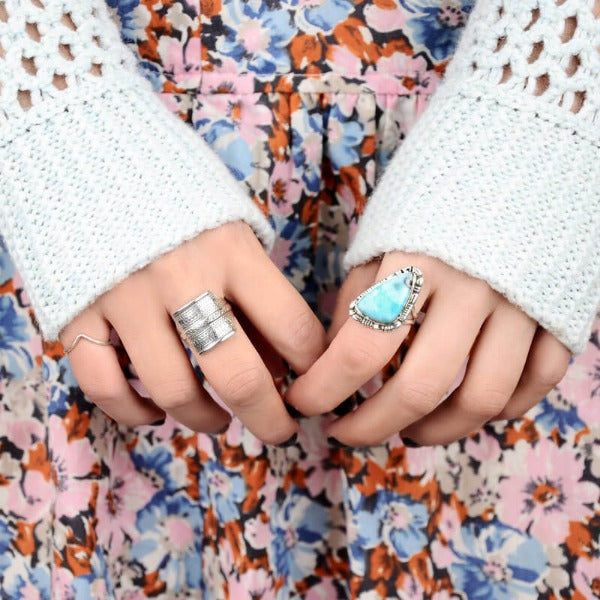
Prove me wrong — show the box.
[357,273,412,324]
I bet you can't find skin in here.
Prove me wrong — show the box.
[59,222,328,446]
[286,251,572,447]
[62,226,571,447]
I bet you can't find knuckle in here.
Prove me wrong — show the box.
[80,377,121,406]
[531,362,569,390]
[222,363,269,407]
[153,379,198,411]
[341,336,382,374]
[456,386,509,419]
[221,221,262,255]
[399,379,443,417]
[289,310,318,349]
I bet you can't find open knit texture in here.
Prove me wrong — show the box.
[1,0,599,352]
[345,0,600,354]
[0,0,275,340]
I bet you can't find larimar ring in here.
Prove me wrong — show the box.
[349,266,423,331]
[172,291,236,354]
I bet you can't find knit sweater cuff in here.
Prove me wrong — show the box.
[1,79,275,341]
[343,87,600,354]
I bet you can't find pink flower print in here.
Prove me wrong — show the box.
[225,417,264,456]
[198,93,271,145]
[364,3,406,32]
[498,439,599,544]
[328,45,363,78]
[404,445,437,481]
[228,568,276,600]
[96,442,156,555]
[305,578,340,600]
[7,470,52,523]
[464,431,501,463]
[4,417,45,453]
[365,54,435,95]
[557,334,600,424]
[161,37,202,87]
[269,159,303,217]
[48,414,98,520]
[573,556,600,597]
[245,517,272,550]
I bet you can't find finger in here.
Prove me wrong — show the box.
[401,303,537,446]
[60,310,164,426]
[233,306,287,380]
[326,281,496,446]
[190,312,298,445]
[104,288,230,434]
[328,261,380,342]
[493,328,571,421]
[286,256,432,416]
[226,249,327,374]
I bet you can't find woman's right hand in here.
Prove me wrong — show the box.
[58,221,327,445]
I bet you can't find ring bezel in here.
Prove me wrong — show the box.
[348,266,423,331]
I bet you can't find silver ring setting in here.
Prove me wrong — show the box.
[172,291,236,355]
[349,266,423,331]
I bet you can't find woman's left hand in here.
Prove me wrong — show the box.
[286,251,572,446]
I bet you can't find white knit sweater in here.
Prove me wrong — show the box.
[1,0,599,353]
[345,0,600,354]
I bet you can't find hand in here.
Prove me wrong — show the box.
[59,222,327,445]
[286,251,571,446]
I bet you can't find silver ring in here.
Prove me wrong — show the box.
[172,291,236,354]
[349,266,423,331]
[64,333,112,354]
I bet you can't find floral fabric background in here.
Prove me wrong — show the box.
[1,0,599,598]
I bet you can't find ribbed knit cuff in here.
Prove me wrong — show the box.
[1,80,275,341]
[344,89,600,354]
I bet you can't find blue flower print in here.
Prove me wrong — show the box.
[347,487,429,569]
[196,119,254,181]
[0,294,34,379]
[448,520,547,599]
[408,1,474,60]
[300,0,354,33]
[4,567,51,600]
[291,110,324,194]
[534,394,585,435]
[106,0,142,43]
[131,446,180,496]
[132,495,204,592]
[216,3,296,78]
[200,460,247,522]
[269,216,313,289]
[327,103,364,171]
[270,489,329,581]
[0,295,28,347]
[0,521,13,576]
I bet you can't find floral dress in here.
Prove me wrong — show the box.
[1,0,599,598]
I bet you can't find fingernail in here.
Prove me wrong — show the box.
[327,436,348,449]
[276,433,297,448]
[151,418,166,426]
[402,437,421,448]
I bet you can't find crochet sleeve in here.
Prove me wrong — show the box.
[0,0,274,341]
[344,0,600,354]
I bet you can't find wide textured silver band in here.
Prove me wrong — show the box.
[172,291,236,355]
